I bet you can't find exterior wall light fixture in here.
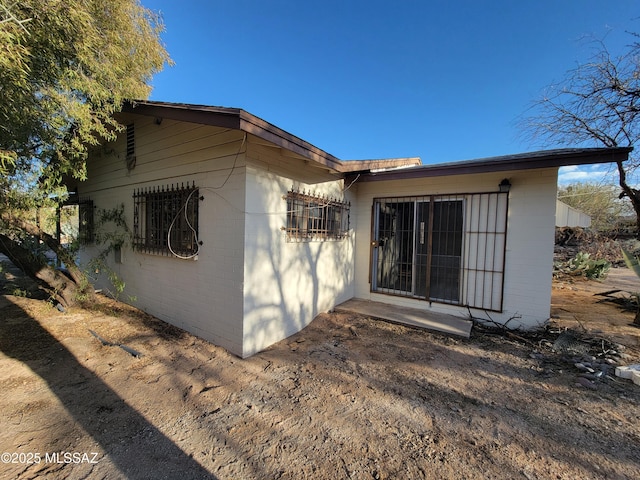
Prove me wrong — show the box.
[499,178,511,193]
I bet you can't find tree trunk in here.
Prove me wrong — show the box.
[616,160,640,239]
[0,234,81,306]
[0,212,96,306]
[2,213,88,287]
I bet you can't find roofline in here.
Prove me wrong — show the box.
[349,147,632,182]
[122,100,343,171]
[119,103,629,181]
[121,100,418,173]
[339,157,422,172]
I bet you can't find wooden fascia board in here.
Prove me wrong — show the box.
[121,102,242,129]
[238,112,343,172]
[121,101,343,173]
[339,158,422,172]
[351,148,632,182]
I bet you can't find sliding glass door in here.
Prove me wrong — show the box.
[373,197,463,303]
[371,193,508,311]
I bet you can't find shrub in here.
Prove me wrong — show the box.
[554,252,611,280]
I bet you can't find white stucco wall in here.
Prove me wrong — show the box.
[241,163,355,357]
[501,169,558,328]
[352,168,558,329]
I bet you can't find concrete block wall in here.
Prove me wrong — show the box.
[500,168,558,328]
[79,116,248,355]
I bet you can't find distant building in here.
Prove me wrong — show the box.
[556,200,591,228]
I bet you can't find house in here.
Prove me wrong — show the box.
[74,100,631,357]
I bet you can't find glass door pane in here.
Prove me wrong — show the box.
[375,201,414,293]
[372,197,463,303]
[430,200,463,302]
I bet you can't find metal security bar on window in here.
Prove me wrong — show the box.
[284,189,350,241]
[462,192,508,311]
[133,182,199,256]
[77,199,94,245]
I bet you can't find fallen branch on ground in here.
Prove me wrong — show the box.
[467,308,538,346]
[89,329,143,358]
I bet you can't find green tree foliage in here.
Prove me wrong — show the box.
[558,182,631,232]
[522,37,640,236]
[1,0,170,182]
[0,0,171,305]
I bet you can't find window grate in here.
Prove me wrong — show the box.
[133,182,199,257]
[284,189,350,241]
[77,198,94,245]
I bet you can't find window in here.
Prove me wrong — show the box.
[372,192,508,311]
[284,189,350,241]
[133,182,200,257]
[77,199,94,245]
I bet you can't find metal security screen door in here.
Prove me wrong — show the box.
[372,197,463,302]
[371,193,508,311]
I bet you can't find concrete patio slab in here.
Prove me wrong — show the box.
[334,298,473,338]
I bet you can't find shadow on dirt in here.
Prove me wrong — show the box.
[0,301,215,479]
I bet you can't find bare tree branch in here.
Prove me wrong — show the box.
[521,35,640,236]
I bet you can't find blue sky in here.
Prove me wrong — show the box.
[142,0,638,184]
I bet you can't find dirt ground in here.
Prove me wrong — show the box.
[0,260,639,480]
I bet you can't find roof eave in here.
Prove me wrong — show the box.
[121,101,242,129]
[121,100,344,172]
[350,147,632,182]
[237,110,343,171]
[338,157,422,172]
